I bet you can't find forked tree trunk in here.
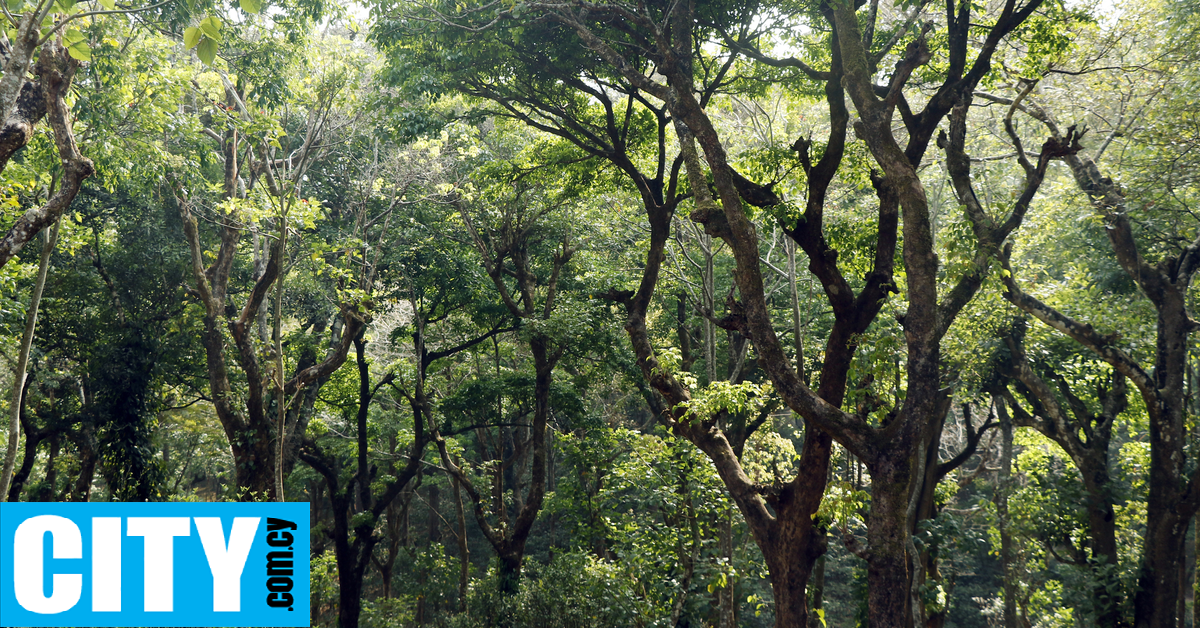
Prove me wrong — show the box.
[1003,147,1200,628]
[301,335,431,628]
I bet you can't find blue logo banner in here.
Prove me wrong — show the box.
[0,502,310,627]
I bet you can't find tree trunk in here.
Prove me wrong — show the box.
[1194,510,1199,628]
[718,513,735,628]
[997,398,1020,628]
[493,334,555,592]
[39,433,58,501]
[1139,510,1191,628]
[0,217,58,499]
[768,559,816,628]
[420,482,441,623]
[453,473,469,613]
[865,467,916,628]
[69,420,97,502]
[1178,527,1190,628]
[497,550,523,597]
[331,494,367,628]
[228,426,278,501]
[7,387,39,501]
[0,38,93,270]
[1086,476,1122,628]
[765,517,827,628]
[1135,303,1194,628]
[807,552,826,628]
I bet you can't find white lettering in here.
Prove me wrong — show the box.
[13,515,82,614]
[126,517,190,612]
[91,517,121,612]
[195,517,260,612]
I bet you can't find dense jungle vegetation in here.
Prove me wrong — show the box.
[2,0,1200,626]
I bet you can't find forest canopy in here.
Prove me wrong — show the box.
[2,0,1199,627]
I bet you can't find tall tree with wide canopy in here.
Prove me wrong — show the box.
[985,79,1200,628]
[172,25,376,499]
[991,329,1129,627]
[937,5,1200,622]
[373,5,850,623]
[379,0,1081,625]
[300,128,515,627]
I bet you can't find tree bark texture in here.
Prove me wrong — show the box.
[0,37,93,270]
[0,4,55,169]
[0,77,46,173]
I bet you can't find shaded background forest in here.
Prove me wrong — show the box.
[2,0,1200,627]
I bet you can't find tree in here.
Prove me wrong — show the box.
[992,328,1129,627]
[993,82,1200,628]
[938,5,1200,622]
[430,128,584,598]
[377,0,1088,624]
[172,30,371,499]
[3,18,207,502]
[0,35,91,494]
[0,0,201,266]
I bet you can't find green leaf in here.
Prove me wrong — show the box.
[198,16,223,41]
[66,40,90,61]
[63,28,84,44]
[183,26,200,49]
[98,0,114,8]
[238,0,263,13]
[196,37,217,65]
